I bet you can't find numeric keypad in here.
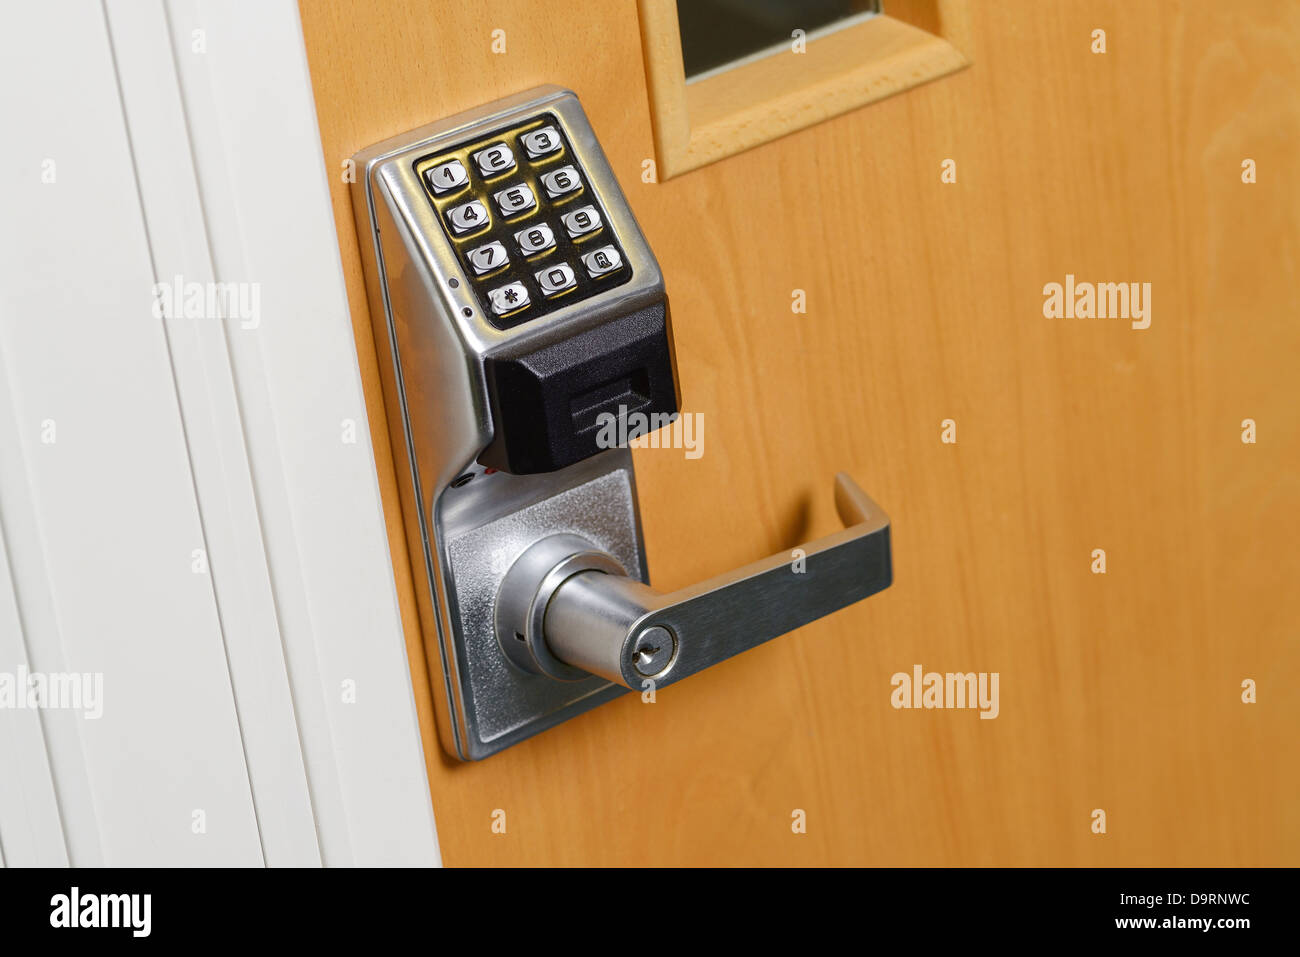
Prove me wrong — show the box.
[418,114,631,328]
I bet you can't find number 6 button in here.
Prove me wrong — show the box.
[514,223,555,255]
[448,199,488,234]
[493,183,536,217]
[536,263,576,297]
[540,165,581,199]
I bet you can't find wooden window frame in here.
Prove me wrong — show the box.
[638,0,973,179]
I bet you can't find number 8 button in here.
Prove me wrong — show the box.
[514,223,556,255]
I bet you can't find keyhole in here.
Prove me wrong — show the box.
[633,643,661,665]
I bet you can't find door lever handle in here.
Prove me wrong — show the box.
[498,474,892,690]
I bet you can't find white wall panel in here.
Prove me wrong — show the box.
[0,0,263,866]
[0,0,438,867]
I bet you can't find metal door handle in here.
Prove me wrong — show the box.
[497,473,891,690]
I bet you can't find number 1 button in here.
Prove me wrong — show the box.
[426,159,467,194]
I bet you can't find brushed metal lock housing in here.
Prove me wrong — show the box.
[351,86,892,760]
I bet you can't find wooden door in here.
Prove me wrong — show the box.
[299,0,1299,865]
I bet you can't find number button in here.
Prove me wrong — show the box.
[540,165,581,199]
[467,240,508,275]
[426,159,467,194]
[521,126,561,159]
[582,245,622,278]
[492,183,536,217]
[562,205,602,239]
[535,263,577,297]
[447,199,489,234]
[514,223,556,255]
[473,143,515,177]
[487,282,530,316]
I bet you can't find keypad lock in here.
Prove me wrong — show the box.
[352,87,891,760]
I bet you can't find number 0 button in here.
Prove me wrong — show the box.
[426,159,467,194]
[514,223,556,255]
[488,282,530,316]
[473,143,515,177]
[582,245,622,277]
[521,126,561,159]
[467,241,507,275]
[492,183,536,217]
[540,165,581,198]
[447,199,489,234]
[536,263,576,297]
[562,205,602,238]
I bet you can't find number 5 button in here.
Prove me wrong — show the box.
[447,199,488,234]
[536,263,576,297]
[562,205,601,238]
[540,165,581,199]
[492,183,536,217]
[582,245,622,277]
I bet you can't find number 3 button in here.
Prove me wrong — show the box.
[521,126,561,159]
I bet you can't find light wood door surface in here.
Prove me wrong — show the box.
[299,0,1299,866]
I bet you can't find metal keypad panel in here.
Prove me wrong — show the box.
[413,114,633,329]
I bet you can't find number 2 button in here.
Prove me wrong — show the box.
[473,143,515,177]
